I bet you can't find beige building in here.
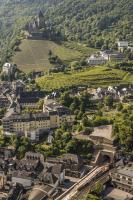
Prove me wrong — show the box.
[2,101,75,135]
[89,125,116,165]
[2,113,50,136]
[43,98,75,129]
[117,41,128,52]
[89,125,114,145]
[111,162,133,194]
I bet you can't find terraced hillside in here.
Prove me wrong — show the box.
[36,66,132,91]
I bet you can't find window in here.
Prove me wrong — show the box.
[128,178,132,182]
[122,176,126,180]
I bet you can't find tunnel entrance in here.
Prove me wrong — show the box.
[102,155,111,163]
[94,150,115,165]
[98,152,112,164]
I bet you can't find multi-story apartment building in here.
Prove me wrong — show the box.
[2,113,50,136]
[111,163,133,194]
[2,100,75,136]
[43,98,75,129]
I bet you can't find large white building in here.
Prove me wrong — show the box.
[117,41,128,52]
[87,55,107,66]
[117,41,133,52]
[2,63,13,75]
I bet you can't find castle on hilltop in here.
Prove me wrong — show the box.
[25,10,61,41]
[26,10,46,39]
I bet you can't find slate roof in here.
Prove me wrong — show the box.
[18,98,39,104]
[117,163,133,178]
[16,159,39,171]
[12,171,33,180]
[3,112,50,122]
[38,10,44,18]
[19,91,45,99]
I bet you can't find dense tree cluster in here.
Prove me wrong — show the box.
[59,89,133,155]
[87,182,103,200]
[43,0,133,49]
[60,91,111,134]
[113,104,133,153]
[51,128,94,159]
[48,50,62,65]
[0,133,33,159]
[108,61,133,73]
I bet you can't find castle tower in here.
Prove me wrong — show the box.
[37,10,45,29]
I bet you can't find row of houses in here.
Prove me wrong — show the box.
[87,85,133,102]
[0,150,86,200]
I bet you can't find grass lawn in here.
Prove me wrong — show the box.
[36,66,128,91]
[12,39,92,73]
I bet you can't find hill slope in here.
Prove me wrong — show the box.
[12,40,82,72]
[0,0,132,66]
[43,0,133,48]
[0,0,51,65]
[36,66,133,91]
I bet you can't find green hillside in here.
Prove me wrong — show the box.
[36,66,132,91]
[12,39,87,72]
[0,0,51,65]
[43,0,133,48]
[0,0,133,67]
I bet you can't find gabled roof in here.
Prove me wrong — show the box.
[62,154,82,164]
[25,152,44,160]
[3,112,50,122]
[18,98,39,104]
[19,91,45,99]
[28,185,53,200]
[12,171,33,180]
[43,170,58,185]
